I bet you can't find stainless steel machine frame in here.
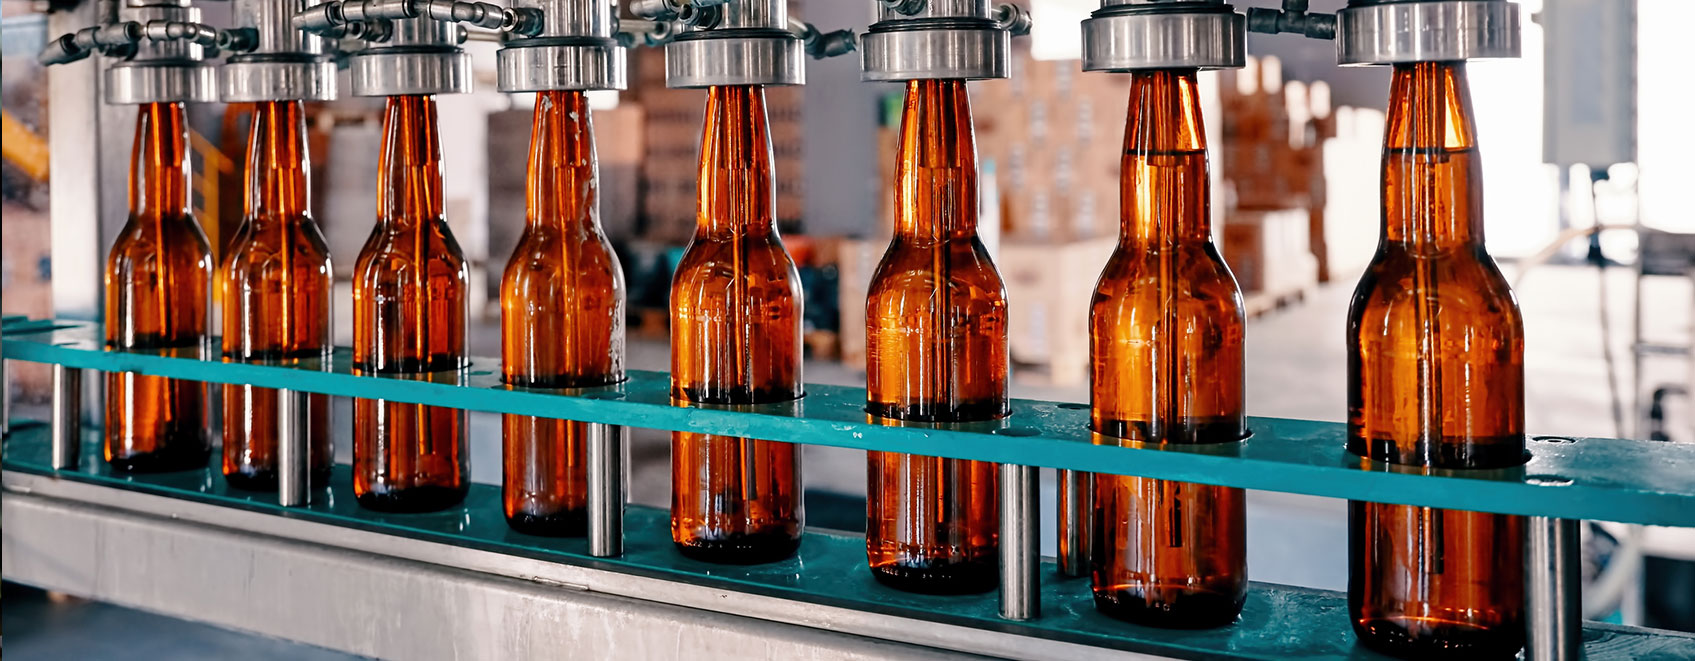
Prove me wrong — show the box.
[8,0,1669,659]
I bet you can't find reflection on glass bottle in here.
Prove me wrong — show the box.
[352,95,470,513]
[1088,70,1247,628]
[220,100,334,490]
[865,79,1007,594]
[501,90,626,536]
[1347,62,1525,659]
[105,101,213,472]
[670,85,804,563]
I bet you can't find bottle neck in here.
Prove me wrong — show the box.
[129,101,193,220]
[527,90,600,232]
[1120,69,1211,246]
[377,95,446,229]
[894,79,979,242]
[1381,61,1484,250]
[697,85,776,239]
[245,100,312,227]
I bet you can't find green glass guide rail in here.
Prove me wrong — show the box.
[3,423,1691,661]
[4,318,1695,526]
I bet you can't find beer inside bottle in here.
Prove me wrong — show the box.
[1347,62,1526,659]
[1089,69,1248,628]
[352,95,471,513]
[865,79,1008,594]
[105,101,213,472]
[221,100,334,490]
[670,85,804,563]
[501,90,627,536]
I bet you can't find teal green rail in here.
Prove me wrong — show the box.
[4,422,1691,661]
[4,317,1695,526]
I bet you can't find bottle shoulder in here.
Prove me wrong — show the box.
[1348,248,1522,330]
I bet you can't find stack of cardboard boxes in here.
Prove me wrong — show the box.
[970,45,1123,385]
[1218,57,1326,307]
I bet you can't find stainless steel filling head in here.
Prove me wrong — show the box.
[860,18,1009,81]
[105,60,219,104]
[222,56,340,102]
[346,15,471,96]
[1337,0,1521,66]
[347,48,473,96]
[1082,3,1245,71]
[664,30,803,88]
[221,0,337,102]
[497,39,628,92]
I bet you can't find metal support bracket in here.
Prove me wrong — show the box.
[999,463,1039,620]
[277,388,311,507]
[587,423,625,558]
[50,364,81,470]
[1526,516,1583,660]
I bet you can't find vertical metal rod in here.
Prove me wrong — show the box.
[1525,516,1582,661]
[2,357,11,436]
[998,462,1039,620]
[1058,468,1093,578]
[277,388,310,506]
[50,365,82,470]
[588,423,625,557]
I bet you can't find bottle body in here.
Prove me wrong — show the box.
[221,100,334,490]
[501,90,627,536]
[105,101,214,472]
[1347,62,1525,659]
[353,95,470,513]
[865,79,1008,594]
[670,85,804,563]
[1089,70,1247,628]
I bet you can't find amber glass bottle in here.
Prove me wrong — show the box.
[1347,62,1525,659]
[220,100,334,490]
[670,85,804,563]
[1089,70,1248,628]
[105,101,213,472]
[501,90,626,536]
[865,79,1007,594]
[352,95,470,513]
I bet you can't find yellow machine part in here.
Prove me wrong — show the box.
[2,109,49,182]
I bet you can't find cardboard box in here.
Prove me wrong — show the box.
[998,237,1117,386]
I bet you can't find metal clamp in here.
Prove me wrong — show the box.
[999,463,1040,620]
[1335,0,1521,65]
[860,0,1029,82]
[1082,0,1245,72]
